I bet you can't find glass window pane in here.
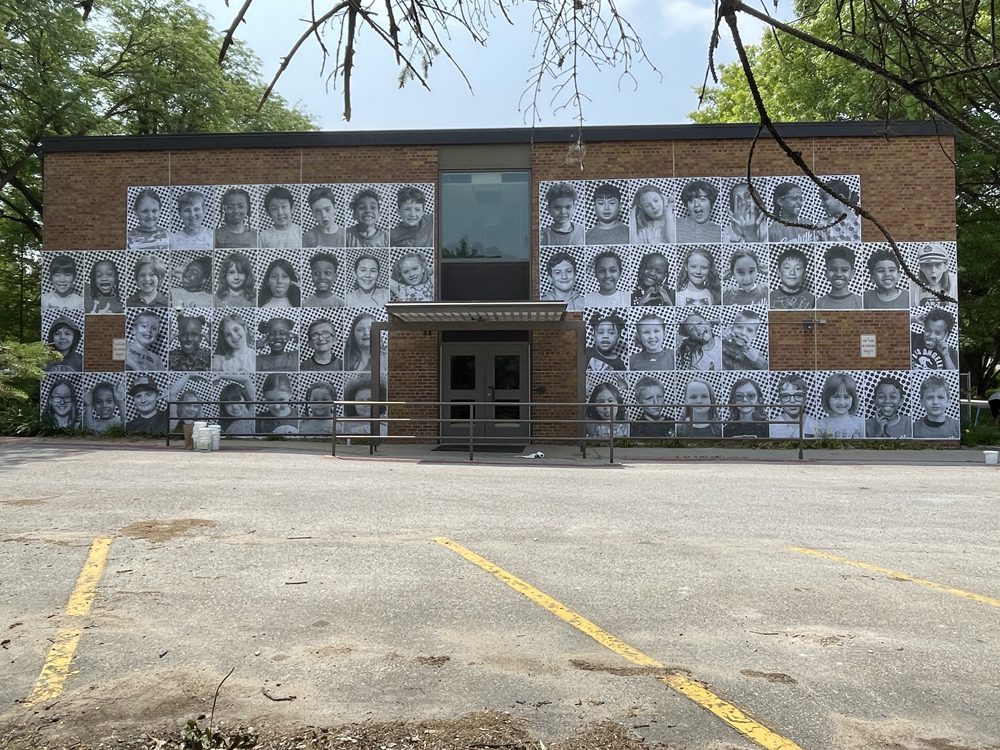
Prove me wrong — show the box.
[493,355,520,391]
[441,171,530,260]
[494,401,521,421]
[450,355,476,390]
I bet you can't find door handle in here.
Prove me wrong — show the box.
[486,386,495,401]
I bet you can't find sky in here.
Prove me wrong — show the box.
[203,0,781,132]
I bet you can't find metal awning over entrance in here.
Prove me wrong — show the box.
[384,301,569,329]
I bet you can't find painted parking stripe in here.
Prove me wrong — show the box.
[789,546,1000,609]
[434,536,804,750]
[26,537,113,706]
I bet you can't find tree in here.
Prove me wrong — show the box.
[0,0,315,341]
[692,0,1000,395]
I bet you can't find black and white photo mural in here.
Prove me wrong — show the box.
[542,175,960,441]
[40,182,435,436]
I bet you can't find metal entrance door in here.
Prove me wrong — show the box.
[440,342,530,440]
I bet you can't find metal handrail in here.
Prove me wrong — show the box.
[166,398,806,463]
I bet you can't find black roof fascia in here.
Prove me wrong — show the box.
[42,120,954,154]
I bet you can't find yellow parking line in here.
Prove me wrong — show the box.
[434,536,804,750]
[789,546,1000,609]
[26,537,112,706]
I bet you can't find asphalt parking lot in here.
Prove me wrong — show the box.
[1,438,998,749]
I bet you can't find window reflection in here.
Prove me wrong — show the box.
[440,172,530,260]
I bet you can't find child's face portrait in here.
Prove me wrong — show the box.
[730,184,759,220]
[134,314,160,348]
[685,252,710,287]
[94,261,117,295]
[730,317,759,347]
[222,193,249,227]
[355,388,373,418]
[636,385,664,418]
[594,256,621,294]
[778,382,806,415]
[268,266,291,298]
[182,262,206,292]
[549,259,576,293]
[637,321,665,353]
[685,190,712,224]
[593,322,619,354]
[354,318,373,349]
[548,196,575,227]
[686,380,711,407]
[922,385,949,419]
[222,319,246,350]
[135,195,160,230]
[871,260,900,291]
[920,260,946,286]
[179,197,205,232]
[640,256,668,289]
[778,257,804,291]
[310,260,336,293]
[224,400,251,419]
[52,268,75,295]
[776,186,803,218]
[400,257,424,286]
[874,384,902,419]
[353,196,380,228]
[922,319,949,350]
[52,325,74,353]
[136,263,159,294]
[267,198,293,229]
[178,395,201,420]
[50,384,74,417]
[264,387,293,417]
[638,191,665,220]
[308,323,335,353]
[682,315,713,345]
[265,320,292,352]
[310,197,338,232]
[356,258,379,291]
[592,387,617,419]
[826,257,854,293]
[399,199,424,227]
[733,382,759,414]
[224,262,246,292]
[593,195,620,223]
[821,191,847,217]
[828,385,853,416]
[133,388,157,416]
[94,388,116,419]
[309,390,334,418]
[732,255,758,292]
[177,319,204,354]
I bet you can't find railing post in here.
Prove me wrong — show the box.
[331,404,338,456]
[798,407,804,460]
[468,403,475,462]
[608,409,615,464]
[165,400,171,447]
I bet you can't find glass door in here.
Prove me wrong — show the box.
[440,342,530,440]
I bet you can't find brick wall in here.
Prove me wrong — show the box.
[44,130,955,440]
[83,315,125,372]
[768,311,911,371]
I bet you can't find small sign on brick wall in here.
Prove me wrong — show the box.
[112,338,127,361]
[860,334,877,358]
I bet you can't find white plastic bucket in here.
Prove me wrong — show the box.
[193,420,208,431]
[209,425,221,451]
[984,450,998,465]
[194,427,212,452]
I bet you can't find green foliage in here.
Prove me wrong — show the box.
[0,340,55,400]
[181,720,257,750]
[961,422,1000,447]
[0,0,315,342]
[693,0,1000,396]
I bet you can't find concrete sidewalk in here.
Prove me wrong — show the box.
[2,435,994,467]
